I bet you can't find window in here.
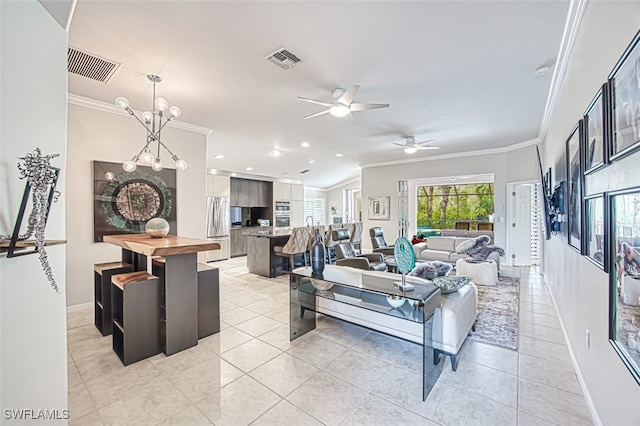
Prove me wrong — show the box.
[416,183,494,230]
[304,198,326,226]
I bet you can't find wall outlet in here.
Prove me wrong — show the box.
[586,329,591,349]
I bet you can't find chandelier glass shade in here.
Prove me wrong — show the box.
[115,75,187,172]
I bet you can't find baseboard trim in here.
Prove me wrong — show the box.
[67,301,92,313]
[541,272,602,426]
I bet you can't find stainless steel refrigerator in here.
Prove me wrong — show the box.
[205,196,230,261]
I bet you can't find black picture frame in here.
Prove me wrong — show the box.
[609,29,640,161]
[584,193,606,271]
[584,85,607,174]
[6,168,60,257]
[607,187,640,386]
[566,121,584,253]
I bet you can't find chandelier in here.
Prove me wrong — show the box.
[115,75,187,172]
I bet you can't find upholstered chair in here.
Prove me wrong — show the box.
[334,229,387,272]
[324,224,344,263]
[349,222,364,254]
[369,227,395,256]
[274,227,310,274]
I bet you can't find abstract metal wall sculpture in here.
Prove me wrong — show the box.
[0,148,61,292]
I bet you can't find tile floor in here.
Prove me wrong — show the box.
[67,258,593,425]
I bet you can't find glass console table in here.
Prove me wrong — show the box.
[289,265,442,401]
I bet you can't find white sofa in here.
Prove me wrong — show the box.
[433,282,478,371]
[413,236,501,268]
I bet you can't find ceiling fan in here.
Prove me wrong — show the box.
[297,83,389,119]
[393,136,440,154]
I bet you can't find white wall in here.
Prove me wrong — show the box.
[1,0,69,421]
[541,2,640,425]
[361,145,537,250]
[66,103,208,306]
[326,178,361,225]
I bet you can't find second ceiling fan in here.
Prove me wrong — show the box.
[297,83,389,119]
[393,136,440,154]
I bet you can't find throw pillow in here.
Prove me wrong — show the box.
[431,275,471,294]
[455,235,491,254]
[408,261,452,280]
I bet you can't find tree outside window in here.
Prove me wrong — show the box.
[417,183,494,230]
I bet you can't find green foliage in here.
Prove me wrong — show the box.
[416,183,494,229]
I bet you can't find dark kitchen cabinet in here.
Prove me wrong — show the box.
[231,178,271,207]
[230,228,247,257]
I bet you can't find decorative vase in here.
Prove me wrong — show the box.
[145,217,170,238]
[310,228,325,276]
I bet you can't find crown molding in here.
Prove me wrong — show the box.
[68,93,213,136]
[538,0,588,141]
[326,176,361,192]
[360,137,540,169]
[303,186,328,193]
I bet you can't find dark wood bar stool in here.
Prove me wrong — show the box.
[94,261,134,336]
[111,271,161,366]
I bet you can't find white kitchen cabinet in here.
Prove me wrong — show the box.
[291,184,304,201]
[273,182,292,201]
[290,200,304,227]
[207,175,231,198]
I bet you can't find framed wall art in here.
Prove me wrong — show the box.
[609,30,640,161]
[93,161,177,242]
[368,196,390,220]
[608,187,640,385]
[566,121,584,253]
[584,193,606,271]
[584,84,607,174]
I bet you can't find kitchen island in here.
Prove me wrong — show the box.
[245,229,292,277]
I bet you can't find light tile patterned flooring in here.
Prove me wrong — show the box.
[67,258,593,425]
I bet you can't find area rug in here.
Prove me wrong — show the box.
[468,275,520,350]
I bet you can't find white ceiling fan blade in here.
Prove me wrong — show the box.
[350,102,389,112]
[392,142,406,147]
[303,109,330,120]
[417,146,440,150]
[297,96,333,107]
[416,139,435,145]
[336,83,359,106]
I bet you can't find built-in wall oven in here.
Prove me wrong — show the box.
[274,201,291,228]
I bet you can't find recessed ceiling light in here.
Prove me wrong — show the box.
[301,141,310,148]
[336,153,343,157]
[246,167,253,171]
[270,150,281,156]
[308,159,315,164]
[215,154,224,160]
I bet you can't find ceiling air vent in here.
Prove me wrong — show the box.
[67,47,120,83]
[265,47,302,70]
[299,169,310,174]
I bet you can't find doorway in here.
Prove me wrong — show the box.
[507,181,542,266]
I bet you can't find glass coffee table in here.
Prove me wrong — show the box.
[289,265,442,401]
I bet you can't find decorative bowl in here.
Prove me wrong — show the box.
[386,295,405,308]
[310,278,334,291]
[145,217,170,238]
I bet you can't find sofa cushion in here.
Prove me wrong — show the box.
[408,261,452,280]
[420,249,451,262]
[449,252,469,263]
[426,237,456,252]
[431,275,471,294]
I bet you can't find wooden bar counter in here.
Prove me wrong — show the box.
[104,234,220,355]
